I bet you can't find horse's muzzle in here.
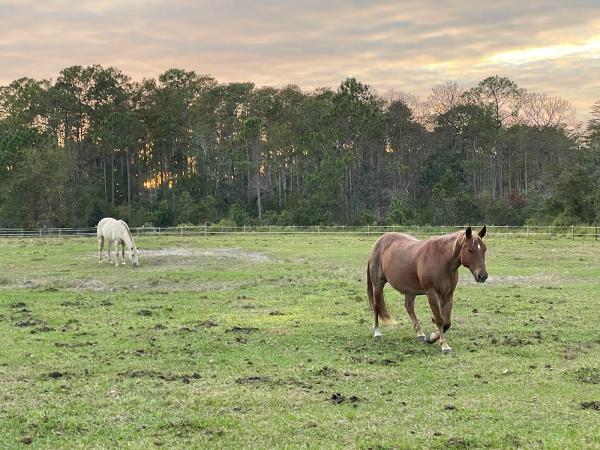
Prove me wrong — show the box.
[475,272,488,283]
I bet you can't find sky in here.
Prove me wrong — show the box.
[1,0,599,121]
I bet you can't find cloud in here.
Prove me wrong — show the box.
[1,0,599,120]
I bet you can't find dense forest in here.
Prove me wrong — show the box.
[1,65,599,228]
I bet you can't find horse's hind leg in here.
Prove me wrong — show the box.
[107,240,112,262]
[98,237,104,262]
[368,254,390,338]
[372,280,387,337]
[405,294,426,342]
[373,286,382,337]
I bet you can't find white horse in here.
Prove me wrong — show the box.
[97,217,139,267]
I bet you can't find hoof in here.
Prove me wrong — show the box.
[373,327,382,338]
[428,332,439,344]
[416,335,427,343]
[442,347,453,354]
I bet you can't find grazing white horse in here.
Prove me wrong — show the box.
[97,217,139,267]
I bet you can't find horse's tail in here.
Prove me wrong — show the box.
[367,260,393,323]
[367,262,375,311]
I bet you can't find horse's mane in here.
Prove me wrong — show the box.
[450,231,466,259]
[450,231,482,258]
[119,220,136,249]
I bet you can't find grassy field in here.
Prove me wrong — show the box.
[0,233,599,449]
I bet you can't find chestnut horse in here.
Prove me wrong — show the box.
[367,226,487,352]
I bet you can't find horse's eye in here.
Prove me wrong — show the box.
[468,249,473,253]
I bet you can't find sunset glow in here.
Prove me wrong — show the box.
[1,1,599,120]
[487,38,600,65]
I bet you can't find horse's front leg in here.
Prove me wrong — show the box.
[121,242,126,265]
[426,291,452,353]
[439,294,453,353]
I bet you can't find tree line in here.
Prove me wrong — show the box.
[1,65,599,228]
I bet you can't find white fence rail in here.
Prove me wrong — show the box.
[1,225,600,239]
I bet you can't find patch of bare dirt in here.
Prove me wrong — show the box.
[226,326,259,333]
[580,401,600,410]
[139,247,270,262]
[14,318,54,333]
[21,279,42,289]
[236,375,270,384]
[446,437,469,448]
[54,341,96,348]
[313,366,337,377]
[329,393,359,406]
[120,369,200,383]
[575,367,600,384]
[43,371,72,380]
[75,280,108,292]
[467,274,565,286]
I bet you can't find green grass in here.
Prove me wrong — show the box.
[0,234,599,449]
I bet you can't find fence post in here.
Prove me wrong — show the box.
[596,225,598,241]
[571,225,575,240]
[367,225,370,236]
[204,223,207,237]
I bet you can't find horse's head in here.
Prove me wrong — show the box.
[130,246,139,267]
[459,226,488,283]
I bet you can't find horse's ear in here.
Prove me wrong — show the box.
[478,225,487,238]
[465,226,472,239]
